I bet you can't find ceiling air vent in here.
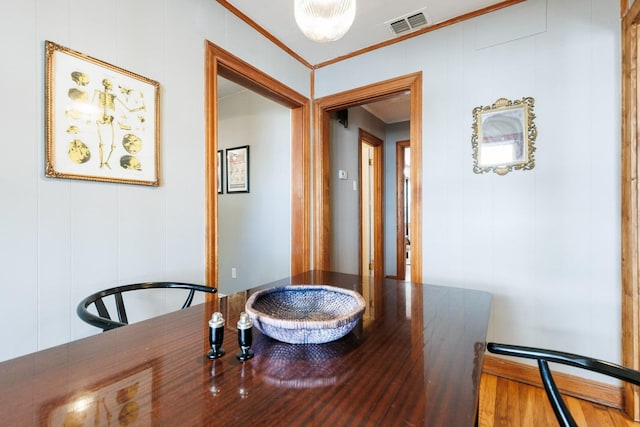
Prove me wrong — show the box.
[407,13,428,29]
[387,10,430,36]
[390,19,411,35]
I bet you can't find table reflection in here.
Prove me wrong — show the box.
[42,361,156,426]
[250,333,359,388]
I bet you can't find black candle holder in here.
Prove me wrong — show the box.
[236,312,254,361]
[207,312,225,359]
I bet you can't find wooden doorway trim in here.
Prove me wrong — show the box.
[395,140,410,280]
[205,42,311,294]
[622,2,640,420]
[313,72,422,282]
[358,129,384,277]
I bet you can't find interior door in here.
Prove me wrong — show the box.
[361,143,374,276]
[359,129,383,278]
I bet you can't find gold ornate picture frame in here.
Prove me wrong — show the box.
[471,97,537,176]
[45,40,160,186]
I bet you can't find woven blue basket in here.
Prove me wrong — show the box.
[245,285,366,344]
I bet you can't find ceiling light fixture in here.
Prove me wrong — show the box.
[294,0,356,43]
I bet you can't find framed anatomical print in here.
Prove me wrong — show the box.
[45,40,160,186]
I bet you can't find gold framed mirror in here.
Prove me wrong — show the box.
[471,97,537,176]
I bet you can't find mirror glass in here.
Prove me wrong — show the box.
[471,97,536,176]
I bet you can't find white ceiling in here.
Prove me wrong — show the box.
[361,92,411,124]
[219,0,515,123]
[224,0,510,65]
[218,76,411,124]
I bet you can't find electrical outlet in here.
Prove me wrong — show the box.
[231,267,237,279]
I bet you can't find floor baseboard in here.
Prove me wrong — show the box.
[483,354,623,410]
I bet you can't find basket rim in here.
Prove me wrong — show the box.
[245,284,366,331]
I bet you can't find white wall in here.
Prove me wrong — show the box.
[316,0,622,375]
[0,0,624,378]
[217,87,291,295]
[330,114,412,279]
[0,0,309,362]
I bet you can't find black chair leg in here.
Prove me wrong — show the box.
[538,360,577,427]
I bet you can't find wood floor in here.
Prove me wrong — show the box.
[479,374,640,426]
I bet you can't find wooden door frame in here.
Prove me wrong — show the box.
[313,73,422,282]
[205,42,311,293]
[622,2,640,420]
[395,140,410,280]
[358,129,384,277]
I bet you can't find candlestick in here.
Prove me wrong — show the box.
[236,312,254,361]
[207,312,225,359]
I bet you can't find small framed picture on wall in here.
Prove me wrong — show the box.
[226,145,249,193]
[217,150,223,194]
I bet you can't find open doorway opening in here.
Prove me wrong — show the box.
[216,76,290,295]
[395,140,411,281]
[205,42,311,295]
[313,72,422,283]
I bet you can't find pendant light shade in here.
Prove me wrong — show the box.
[294,0,356,43]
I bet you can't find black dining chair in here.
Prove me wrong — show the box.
[77,281,217,332]
[487,342,640,427]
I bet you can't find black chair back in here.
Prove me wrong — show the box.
[77,282,217,331]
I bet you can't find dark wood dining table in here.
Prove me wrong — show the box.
[0,270,492,426]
